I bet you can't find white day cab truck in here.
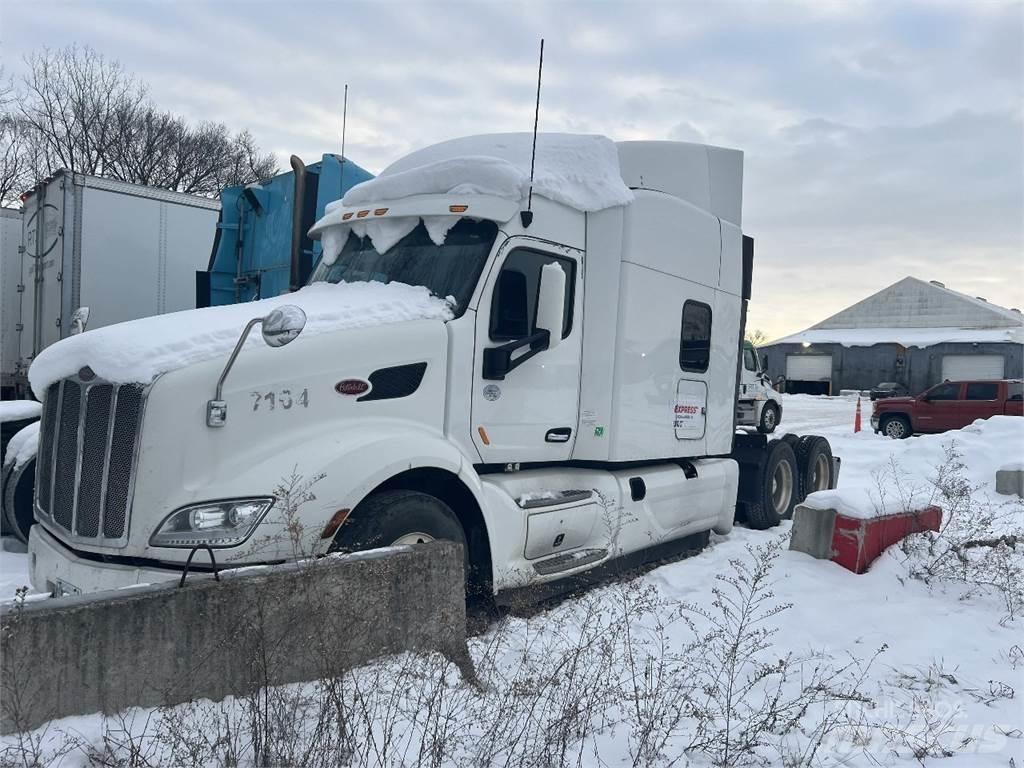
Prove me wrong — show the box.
[25,134,838,600]
[736,341,784,433]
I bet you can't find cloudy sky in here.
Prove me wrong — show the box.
[4,0,1022,339]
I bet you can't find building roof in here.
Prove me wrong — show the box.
[768,276,1024,348]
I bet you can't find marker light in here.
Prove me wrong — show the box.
[356,210,370,218]
[449,204,469,213]
[373,208,389,216]
[342,212,354,220]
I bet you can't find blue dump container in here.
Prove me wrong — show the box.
[199,154,373,306]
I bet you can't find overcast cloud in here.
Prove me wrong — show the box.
[3,0,1021,338]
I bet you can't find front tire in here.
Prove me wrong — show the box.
[757,402,780,434]
[2,458,35,544]
[880,415,911,440]
[332,489,469,580]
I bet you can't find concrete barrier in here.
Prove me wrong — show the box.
[1,541,470,734]
[995,464,1024,497]
[790,505,942,573]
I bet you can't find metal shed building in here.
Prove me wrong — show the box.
[760,277,1024,395]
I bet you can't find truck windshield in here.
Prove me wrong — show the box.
[311,218,499,316]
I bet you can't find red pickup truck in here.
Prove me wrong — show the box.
[872,379,1023,439]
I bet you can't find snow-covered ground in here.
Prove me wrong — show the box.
[2,394,1022,766]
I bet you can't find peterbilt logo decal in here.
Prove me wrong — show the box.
[335,379,370,396]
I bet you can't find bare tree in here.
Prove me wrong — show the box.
[745,329,768,347]
[10,45,277,201]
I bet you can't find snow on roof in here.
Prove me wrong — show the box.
[311,133,634,260]
[28,281,453,393]
[0,400,41,424]
[768,325,1024,348]
[812,276,1023,331]
[357,133,633,212]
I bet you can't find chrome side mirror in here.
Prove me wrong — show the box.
[261,305,306,347]
[207,304,307,427]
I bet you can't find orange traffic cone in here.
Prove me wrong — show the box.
[854,396,862,433]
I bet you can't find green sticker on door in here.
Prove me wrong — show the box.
[594,426,605,437]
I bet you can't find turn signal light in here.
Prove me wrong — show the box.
[477,426,491,445]
[320,508,352,540]
[449,204,469,213]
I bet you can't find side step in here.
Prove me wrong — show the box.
[532,547,607,576]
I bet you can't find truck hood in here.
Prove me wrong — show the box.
[874,396,915,408]
[28,281,453,395]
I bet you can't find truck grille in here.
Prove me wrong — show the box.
[35,377,146,547]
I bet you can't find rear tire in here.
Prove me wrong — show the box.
[745,439,798,530]
[332,489,469,582]
[792,436,834,509]
[757,402,780,434]
[880,415,911,440]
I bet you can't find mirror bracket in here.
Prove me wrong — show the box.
[482,330,550,380]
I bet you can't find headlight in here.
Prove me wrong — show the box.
[150,498,274,548]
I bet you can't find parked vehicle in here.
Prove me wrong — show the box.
[4,171,220,400]
[25,135,839,600]
[869,381,908,401]
[737,341,783,433]
[872,379,1023,438]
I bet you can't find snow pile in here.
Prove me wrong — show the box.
[801,414,1024,519]
[315,133,634,260]
[770,325,1024,348]
[3,421,39,472]
[28,281,453,393]
[0,400,41,423]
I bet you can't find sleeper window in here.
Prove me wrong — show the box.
[679,301,712,373]
[489,249,575,341]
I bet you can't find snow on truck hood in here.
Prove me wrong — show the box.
[28,281,453,394]
[311,133,634,261]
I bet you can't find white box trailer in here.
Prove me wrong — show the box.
[1,207,24,395]
[9,171,219,397]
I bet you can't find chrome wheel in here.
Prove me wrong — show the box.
[771,460,794,516]
[810,454,831,492]
[391,531,437,546]
[763,407,777,430]
[884,420,906,439]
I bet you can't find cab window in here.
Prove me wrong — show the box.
[926,382,961,401]
[679,301,712,373]
[489,249,575,341]
[1009,382,1023,401]
[743,348,758,372]
[965,382,999,400]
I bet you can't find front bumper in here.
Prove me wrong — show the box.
[29,524,185,596]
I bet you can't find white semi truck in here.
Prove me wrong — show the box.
[25,134,836,599]
[736,341,783,433]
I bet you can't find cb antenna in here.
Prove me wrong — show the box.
[340,84,349,191]
[521,38,544,229]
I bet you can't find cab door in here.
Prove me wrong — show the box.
[915,381,962,432]
[471,238,583,463]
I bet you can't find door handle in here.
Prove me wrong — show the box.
[545,427,572,443]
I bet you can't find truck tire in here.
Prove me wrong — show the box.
[745,439,798,530]
[757,402,780,434]
[792,435,834,508]
[332,489,468,578]
[2,457,35,544]
[880,414,911,440]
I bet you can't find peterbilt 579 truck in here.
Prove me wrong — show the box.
[25,134,837,599]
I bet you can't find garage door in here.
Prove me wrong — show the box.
[941,354,1005,381]
[786,354,833,381]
